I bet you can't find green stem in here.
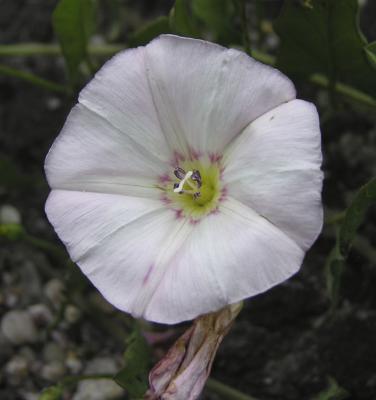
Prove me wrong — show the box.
[324,210,346,225]
[310,73,376,108]
[251,49,275,65]
[323,229,376,265]
[239,0,251,55]
[61,373,114,387]
[206,378,259,400]
[1,43,376,108]
[326,0,337,109]
[0,64,68,93]
[351,236,376,264]
[0,43,124,57]
[24,233,67,259]
[251,50,376,109]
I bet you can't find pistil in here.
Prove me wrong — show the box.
[173,168,202,199]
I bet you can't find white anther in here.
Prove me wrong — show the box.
[173,170,193,193]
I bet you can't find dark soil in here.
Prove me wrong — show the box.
[1,1,376,400]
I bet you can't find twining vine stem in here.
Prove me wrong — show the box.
[0,43,375,108]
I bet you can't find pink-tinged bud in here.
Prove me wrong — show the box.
[146,302,243,400]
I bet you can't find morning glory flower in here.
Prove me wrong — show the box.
[45,34,323,324]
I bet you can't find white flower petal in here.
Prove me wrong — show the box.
[45,104,166,198]
[78,46,171,160]
[45,190,164,262]
[145,198,304,324]
[223,100,323,250]
[144,35,296,155]
[46,191,304,324]
[45,190,190,318]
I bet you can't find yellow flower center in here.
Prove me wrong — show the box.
[166,160,222,220]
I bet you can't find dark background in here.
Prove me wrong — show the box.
[1,1,376,399]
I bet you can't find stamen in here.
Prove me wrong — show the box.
[166,162,221,217]
[173,170,193,193]
[173,169,201,200]
[191,170,202,188]
[174,167,186,180]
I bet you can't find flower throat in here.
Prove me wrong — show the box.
[165,159,223,219]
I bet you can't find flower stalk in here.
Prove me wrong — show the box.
[206,378,259,400]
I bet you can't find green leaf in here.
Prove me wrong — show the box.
[130,16,172,47]
[169,0,199,37]
[52,0,96,81]
[325,232,345,309]
[114,327,151,398]
[274,0,376,97]
[312,377,349,400]
[326,177,376,307]
[0,64,68,93]
[365,41,376,69]
[38,385,63,400]
[0,223,25,240]
[192,0,240,44]
[339,177,376,257]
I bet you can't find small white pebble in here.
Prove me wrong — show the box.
[46,96,62,111]
[0,204,21,224]
[28,303,53,327]
[90,34,105,45]
[18,346,36,363]
[73,380,124,400]
[43,342,65,363]
[5,292,19,308]
[44,279,65,306]
[66,352,83,374]
[1,310,38,345]
[64,304,81,324]
[41,361,66,381]
[5,355,28,375]
[73,360,124,400]
[20,393,39,400]
[5,355,29,385]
